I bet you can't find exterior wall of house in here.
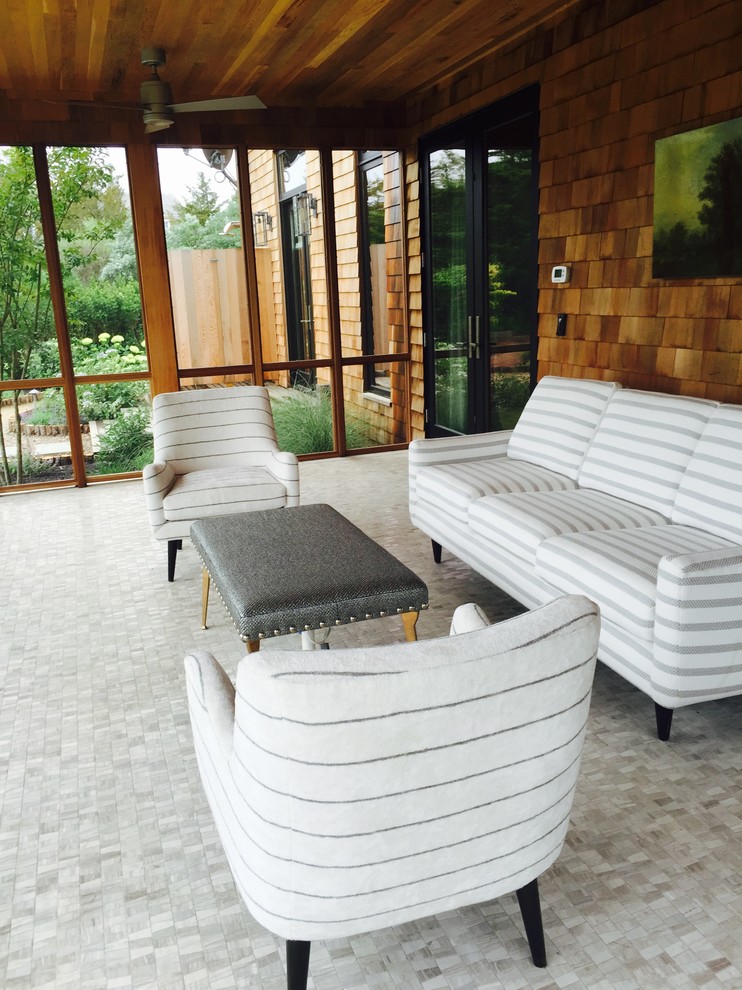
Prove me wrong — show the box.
[231,148,408,445]
[404,0,741,438]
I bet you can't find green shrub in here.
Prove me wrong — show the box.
[66,278,143,342]
[24,390,68,425]
[270,387,371,455]
[72,335,149,420]
[93,407,153,474]
[491,371,530,410]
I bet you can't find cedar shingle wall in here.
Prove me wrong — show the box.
[405,0,742,437]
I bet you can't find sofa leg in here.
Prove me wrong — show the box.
[655,703,673,741]
[516,878,547,968]
[432,540,442,564]
[167,539,182,582]
[286,940,311,990]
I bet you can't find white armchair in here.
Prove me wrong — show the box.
[185,594,600,989]
[142,386,299,580]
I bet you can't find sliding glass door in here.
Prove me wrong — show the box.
[421,87,539,436]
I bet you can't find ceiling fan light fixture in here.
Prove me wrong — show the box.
[140,72,174,133]
[137,45,267,135]
[143,110,174,133]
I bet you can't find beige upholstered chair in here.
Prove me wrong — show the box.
[142,386,299,580]
[185,594,600,989]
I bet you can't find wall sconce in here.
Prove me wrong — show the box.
[297,192,318,219]
[252,211,273,246]
[294,192,319,237]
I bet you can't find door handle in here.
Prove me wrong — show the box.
[468,315,480,359]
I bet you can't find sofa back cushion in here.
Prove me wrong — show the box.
[672,404,742,543]
[577,389,717,516]
[506,376,619,480]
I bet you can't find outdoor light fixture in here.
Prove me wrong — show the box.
[299,192,318,219]
[252,211,273,246]
[294,192,318,237]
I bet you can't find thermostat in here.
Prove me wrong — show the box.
[551,265,571,284]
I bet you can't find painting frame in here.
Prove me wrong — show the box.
[652,115,742,279]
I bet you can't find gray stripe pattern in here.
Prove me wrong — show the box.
[653,542,742,699]
[577,390,716,513]
[672,404,742,542]
[536,525,732,642]
[469,489,666,568]
[185,595,599,941]
[143,385,299,542]
[506,376,619,479]
[416,458,575,522]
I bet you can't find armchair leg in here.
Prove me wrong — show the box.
[655,703,673,741]
[432,539,442,563]
[516,878,547,968]
[167,539,182,582]
[286,940,311,990]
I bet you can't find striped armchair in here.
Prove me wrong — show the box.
[142,386,299,580]
[185,594,600,989]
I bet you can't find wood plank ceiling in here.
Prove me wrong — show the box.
[1,0,583,114]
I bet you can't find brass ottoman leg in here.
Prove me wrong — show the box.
[402,610,419,642]
[246,640,261,653]
[201,567,210,629]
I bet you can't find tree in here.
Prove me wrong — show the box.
[173,173,220,226]
[487,149,533,339]
[0,145,115,484]
[697,138,742,276]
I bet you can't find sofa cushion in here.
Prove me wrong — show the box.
[469,490,666,569]
[535,525,735,642]
[672,404,742,544]
[163,467,287,521]
[506,376,619,480]
[415,459,576,523]
[577,390,716,516]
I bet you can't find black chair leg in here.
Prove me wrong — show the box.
[516,878,547,967]
[655,703,673,741]
[167,539,182,582]
[287,940,311,990]
[432,539,442,563]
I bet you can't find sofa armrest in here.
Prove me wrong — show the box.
[409,430,513,504]
[142,460,175,530]
[184,651,236,761]
[266,449,300,506]
[653,547,742,705]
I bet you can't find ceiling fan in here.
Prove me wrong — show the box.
[140,47,266,133]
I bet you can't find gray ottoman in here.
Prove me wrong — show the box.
[190,503,429,651]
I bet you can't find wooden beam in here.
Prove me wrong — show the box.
[126,143,179,396]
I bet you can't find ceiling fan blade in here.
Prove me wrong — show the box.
[170,96,267,113]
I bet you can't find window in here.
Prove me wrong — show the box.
[0,145,150,490]
[358,151,390,396]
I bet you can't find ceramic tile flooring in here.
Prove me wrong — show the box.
[1,449,742,990]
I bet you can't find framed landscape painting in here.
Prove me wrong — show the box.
[653,115,742,278]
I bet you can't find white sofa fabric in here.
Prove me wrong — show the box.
[142,385,299,580]
[409,376,742,740]
[185,594,600,989]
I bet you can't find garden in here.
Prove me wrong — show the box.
[0,145,156,485]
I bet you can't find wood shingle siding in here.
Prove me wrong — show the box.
[404,0,741,436]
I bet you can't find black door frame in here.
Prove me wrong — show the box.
[420,84,540,437]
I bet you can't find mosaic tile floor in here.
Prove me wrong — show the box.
[1,450,741,989]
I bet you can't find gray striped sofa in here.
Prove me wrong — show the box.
[142,386,299,581]
[409,375,742,740]
[185,594,600,988]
